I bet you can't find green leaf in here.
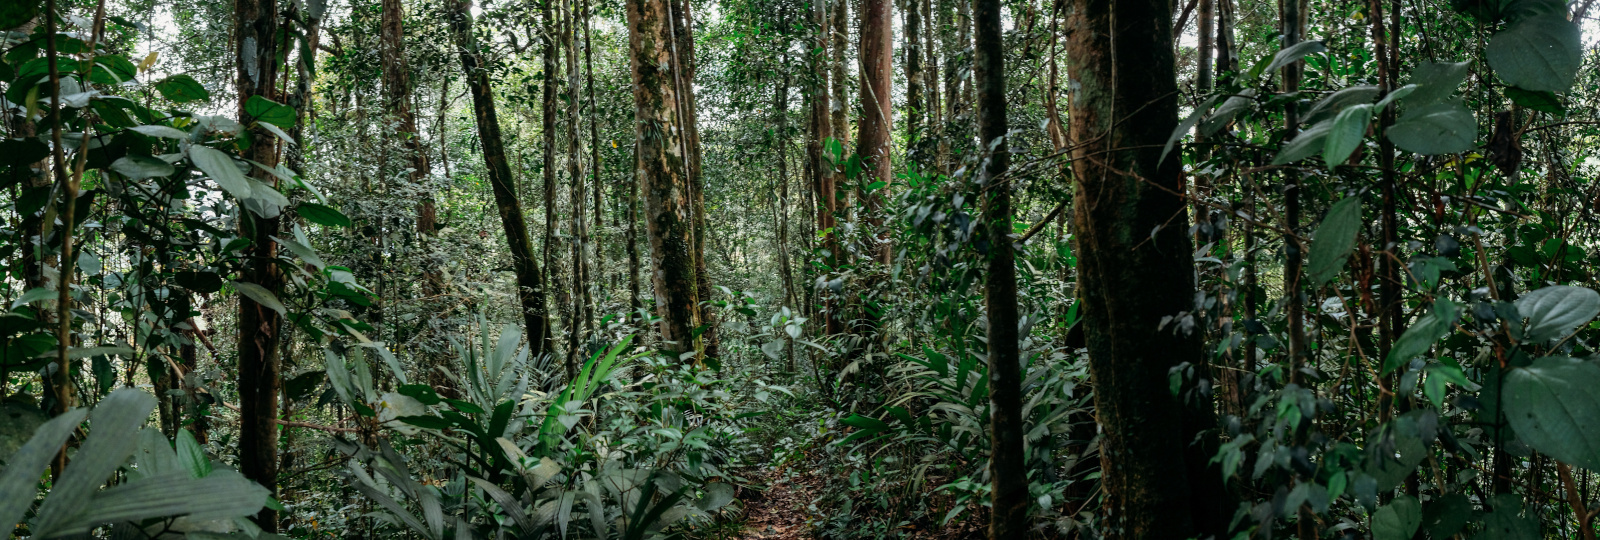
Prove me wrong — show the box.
[1422,494,1472,540]
[1272,119,1334,165]
[1515,285,1600,343]
[187,145,254,201]
[1372,495,1421,540]
[1307,197,1362,285]
[297,203,352,227]
[272,235,324,270]
[1322,104,1372,168]
[1487,15,1582,93]
[1375,84,1417,111]
[90,55,138,85]
[1473,494,1539,540]
[1384,299,1457,374]
[1404,61,1471,106]
[1304,85,1379,125]
[1162,95,1219,164]
[841,414,888,431]
[232,281,287,315]
[176,429,212,478]
[30,388,157,537]
[153,74,210,103]
[0,408,89,534]
[1386,100,1476,155]
[1200,90,1256,136]
[128,125,189,139]
[109,155,175,180]
[245,95,295,130]
[398,383,442,405]
[1503,356,1600,472]
[1504,87,1564,114]
[0,0,42,29]
[1264,40,1327,74]
[397,415,454,430]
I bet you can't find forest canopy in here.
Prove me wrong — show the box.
[3,0,1600,537]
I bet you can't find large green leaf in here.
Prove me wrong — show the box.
[1421,493,1472,539]
[1307,197,1362,286]
[1372,495,1421,540]
[1384,299,1457,374]
[187,145,254,201]
[31,388,157,537]
[232,281,287,315]
[0,409,89,534]
[245,95,295,130]
[1503,356,1600,472]
[1162,95,1219,164]
[1199,90,1256,136]
[0,0,42,28]
[1504,87,1564,114]
[1486,15,1582,93]
[1385,100,1475,155]
[297,202,352,227]
[1264,40,1327,74]
[1514,285,1600,343]
[153,74,210,103]
[1304,85,1378,125]
[1272,119,1334,165]
[1472,494,1538,540]
[1322,104,1372,168]
[109,155,175,180]
[1404,61,1469,106]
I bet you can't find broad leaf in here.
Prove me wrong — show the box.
[1372,495,1421,540]
[188,145,254,201]
[1515,285,1600,343]
[1264,41,1327,74]
[31,388,158,537]
[1308,197,1362,285]
[1200,90,1256,136]
[109,155,175,180]
[1322,104,1372,168]
[1272,119,1334,165]
[1386,100,1475,155]
[153,74,210,103]
[232,281,287,315]
[1304,85,1379,125]
[0,409,90,534]
[1422,494,1472,540]
[245,95,295,130]
[1162,95,1220,164]
[297,203,352,227]
[1487,15,1582,93]
[1504,87,1564,114]
[128,125,189,139]
[1503,356,1600,472]
[1384,299,1457,374]
[1404,61,1470,106]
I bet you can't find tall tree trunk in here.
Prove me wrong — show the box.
[926,0,945,176]
[830,0,849,212]
[809,0,843,336]
[1063,0,1232,534]
[857,0,892,259]
[668,0,720,361]
[584,0,603,318]
[565,0,590,371]
[906,0,924,159]
[235,0,285,528]
[627,0,703,357]
[449,0,549,360]
[541,0,562,365]
[775,64,797,371]
[973,0,1026,534]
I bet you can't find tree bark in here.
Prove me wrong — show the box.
[973,0,1026,534]
[668,0,720,361]
[809,0,843,336]
[234,0,284,529]
[565,0,590,372]
[541,0,562,364]
[1063,0,1232,534]
[858,0,893,246]
[906,0,924,158]
[448,0,549,360]
[627,0,703,357]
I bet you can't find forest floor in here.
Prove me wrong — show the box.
[732,468,821,539]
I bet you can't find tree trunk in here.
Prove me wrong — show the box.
[858,0,893,241]
[1063,0,1232,534]
[626,0,703,357]
[774,64,797,371]
[830,0,849,210]
[234,0,284,529]
[584,0,603,320]
[905,0,924,159]
[541,0,562,365]
[926,0,945,176]
[565,0,590,372]
[809,0,843,336]
[973,0,1026,534]
[448,0,549,360]
[668,0,720,361]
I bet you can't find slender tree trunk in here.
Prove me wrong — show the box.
[809,0,843,336]
[449,0,549,359]
[857,0,892,257]
[973,0,1026,534]
[565,0,590,370]
[668,0,720,361]
[925,0,944,176]
[626,0,703,357]
[906,0,924,159]
[584,0,603,317]
[1063,0,1232,534]
[541,0,562,364]
[830,0,849,205]
[775,65,797,371]
[235,0,284,528]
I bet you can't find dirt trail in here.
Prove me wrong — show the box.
[733,468,820,539]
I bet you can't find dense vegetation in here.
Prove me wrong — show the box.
[4,0,1600,536]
